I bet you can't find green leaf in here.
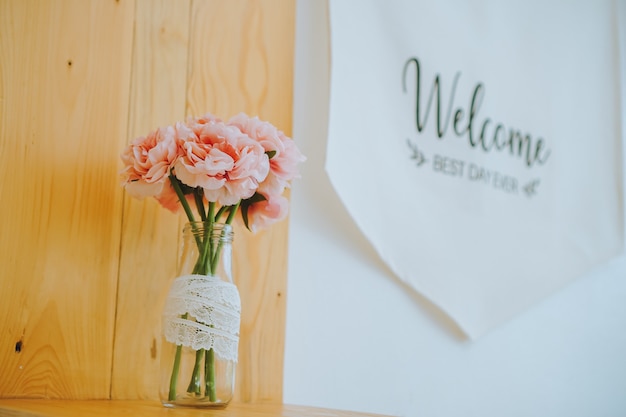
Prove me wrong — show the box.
[178,181,195,195]
[241,204,251,231]
[246,192,267,204]
[239,192,267,231]
[265,150,277,159]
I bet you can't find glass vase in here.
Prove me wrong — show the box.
[160,221,240,408]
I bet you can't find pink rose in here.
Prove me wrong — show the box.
[154,180,190,214]
[120,112,304,221]
[243,193,289,233]
[186,113,223,137]
[228,113,305,195]
[120,125,181,199]
[120,123,195,213]
[174,121,270,206]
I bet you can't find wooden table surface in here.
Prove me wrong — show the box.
[0,400,392,417]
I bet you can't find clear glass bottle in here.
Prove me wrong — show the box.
[160,222,239,408]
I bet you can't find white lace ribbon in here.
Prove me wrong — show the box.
[162,274,241,362]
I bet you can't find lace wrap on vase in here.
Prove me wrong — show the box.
[162,274,241,362]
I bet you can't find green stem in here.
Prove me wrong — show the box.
[168,312,188,401]
[170,174,206,254]
[207,202,215,275]
[202,203,239,402]
[167,174,204,402]
[208,202,216,226]
[186,348,205,395]
[169,173,196,224]
[225,202,239,224]
[194,188,207,221]
[214,205,229,222]
[210,203,239,272]
[205,348,217,402]
[200,227,211,275]
[186,214,211,395]
[168,345,183,401]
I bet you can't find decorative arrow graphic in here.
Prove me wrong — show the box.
[523,179,540,197]
[406,139,427,167]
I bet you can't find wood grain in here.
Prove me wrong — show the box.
[185,0,295,403]
[0,400,393,417]
[110,0,190,399]
[0,0,134,399]
[0,0,296,404]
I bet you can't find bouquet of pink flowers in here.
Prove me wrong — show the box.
[120,112,305,232]
[120,112,304,404]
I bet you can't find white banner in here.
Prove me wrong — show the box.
[326,0,624,338]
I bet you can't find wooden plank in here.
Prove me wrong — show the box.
[0,0,134,399]
[0,400,393,417]
[110,0,191,399]
[185,0,296,403]
[0,0,296,402]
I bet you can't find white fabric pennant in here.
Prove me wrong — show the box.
[326,0,624,338]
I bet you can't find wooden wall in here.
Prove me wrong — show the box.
[0,0,294,402]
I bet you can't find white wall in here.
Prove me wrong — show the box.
[283,1,626,417]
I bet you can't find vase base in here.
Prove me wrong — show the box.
[161,398,230,409]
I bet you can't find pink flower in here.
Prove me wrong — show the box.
[243,193,289,233]
[186,113,223,137]
[174,121,270,206]
[154,180,187,213]
[120,112,305,225]
[228,113,305,195]
[120,123,195,212]
[120,125,180,198]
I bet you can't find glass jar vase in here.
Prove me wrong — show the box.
[160,221,240,408]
